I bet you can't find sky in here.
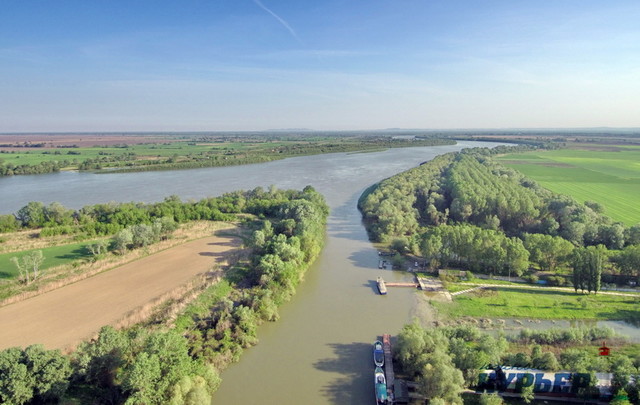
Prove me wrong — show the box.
[1,0,639,132]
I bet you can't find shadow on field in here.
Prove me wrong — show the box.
[55,247,90,260]
[206,240,238,247]
[0,271,13,279]
[495,287,582,296]
[315,342,371,405]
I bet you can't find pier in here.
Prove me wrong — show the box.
[378,274,426,290]
[384,282,418,288]
[382,334,395,400]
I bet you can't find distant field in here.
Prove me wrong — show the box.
[0,242,91,279]
[0,134,455,174]
[496,145,640,225]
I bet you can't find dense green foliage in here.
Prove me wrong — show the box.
[359,146,639,283]
[70,326,221,405]
[421,224,529,276]
[0,345,71,404]
[360,147,626,246]
[516,326,615,345]
[0,159,71,176]
[179,186,328,370]
[396,323,640,403]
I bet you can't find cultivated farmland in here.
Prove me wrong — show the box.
[496,145,640,225]
[0,230,239,350]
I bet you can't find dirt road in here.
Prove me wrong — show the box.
[0,232,239,350]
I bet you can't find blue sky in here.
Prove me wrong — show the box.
[1,0,639,132]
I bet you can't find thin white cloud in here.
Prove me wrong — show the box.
[253,0,302,44]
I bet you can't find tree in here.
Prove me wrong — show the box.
[44,202,73,226]
[16,202,46,228]
[11,250,45,285]
[0,345,71,404]
[610,355,637,392]
[418,353,465,405]
[532,351,560,371]
[87,240,109,259]
[112,228,133,254]
[0,214,20,233]
[614,245,640,282]
[131,224,157,248]
[421,234,443,270]
[524,233,574,272]
[611,389,633,405]
[626,224,640,245]
[572,245,607,294]
[520,383,534,404]
[478,393,504,405]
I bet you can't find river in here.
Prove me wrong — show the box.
[0,141,500,404]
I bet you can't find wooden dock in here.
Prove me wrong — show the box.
[382,334,395,400]
[384,282,418,288]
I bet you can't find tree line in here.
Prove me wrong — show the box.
[0,159,71,176]
[0,186,329,404]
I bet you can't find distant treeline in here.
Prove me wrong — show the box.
[0,159,71,176]
[0,186,329,404]
[359,145,640,287]
[0,136,456,177]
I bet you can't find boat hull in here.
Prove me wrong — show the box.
[375,366,388,404]
[373,340,384,367]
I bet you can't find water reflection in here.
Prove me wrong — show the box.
[315,342,372,405]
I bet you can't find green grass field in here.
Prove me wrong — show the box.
[434,287,640,321]
[496,145,640,225]
[0,242,92,279]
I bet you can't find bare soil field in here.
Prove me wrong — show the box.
[0,231,240,350]
[0,133,169,148]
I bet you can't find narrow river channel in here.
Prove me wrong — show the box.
[0,141,503,404]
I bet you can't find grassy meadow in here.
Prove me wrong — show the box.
[434,287,640,322]
[0,242,92,279]
[496,144,640,225]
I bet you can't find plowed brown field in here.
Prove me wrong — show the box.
[0,232,239,350]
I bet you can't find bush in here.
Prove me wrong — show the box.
[515,326,615,345]
[546,275,567,286]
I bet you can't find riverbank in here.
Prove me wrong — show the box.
[0,133,455,176]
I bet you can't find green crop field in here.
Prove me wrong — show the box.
[433,287,640,321]
[0,242,92,279]
[496,145,640,225]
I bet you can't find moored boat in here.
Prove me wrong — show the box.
[373,340,384,367]
[376,277,387,295]
[374,366,388,404]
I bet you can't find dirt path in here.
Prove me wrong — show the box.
[0,232,239,350]
[456,283,640,297]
